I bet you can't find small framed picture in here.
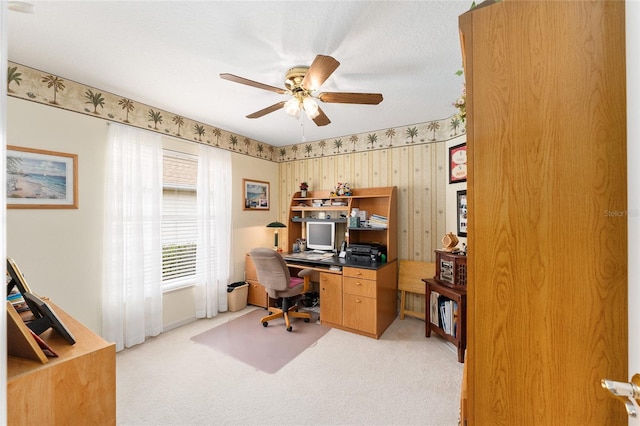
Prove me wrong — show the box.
[449,143,467,184]
[457,190,467,237]
[243,178,270,210]
[6,146,78,209]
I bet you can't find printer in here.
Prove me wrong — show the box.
[346,243,387,263]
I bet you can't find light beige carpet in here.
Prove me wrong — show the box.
[191,308,330,374]
[117,308,463,425]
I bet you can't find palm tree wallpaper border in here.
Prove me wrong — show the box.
[7,62,465,162]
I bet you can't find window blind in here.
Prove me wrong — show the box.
[162,151,197,288]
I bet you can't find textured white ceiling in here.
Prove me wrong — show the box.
[8,1,470,147]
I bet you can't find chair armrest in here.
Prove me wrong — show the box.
[297,269,314,278]
[298,269,314,293]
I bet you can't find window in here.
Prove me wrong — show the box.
[162,150,198,291]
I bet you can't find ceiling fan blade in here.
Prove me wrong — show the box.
[312,106,331,126]
[220,73,286,94]
[318,92,383,105]
[301,55,340,91]
[246,101,286,119]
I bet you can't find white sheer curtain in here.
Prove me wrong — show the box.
[102,123,163,351]
[194,144,232,318]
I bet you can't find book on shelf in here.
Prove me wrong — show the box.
[452,301,459,338]
[440,302,449,335]
[367,213,388,228]
[435,296,458,338]
[429,291,440,325]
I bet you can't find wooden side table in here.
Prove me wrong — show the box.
[423,277,467,363]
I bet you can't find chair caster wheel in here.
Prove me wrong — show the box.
[287,326,293,332]
[262,322,268,327]
[304,318,310,323]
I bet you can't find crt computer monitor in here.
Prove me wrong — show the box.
[306,221,335,251]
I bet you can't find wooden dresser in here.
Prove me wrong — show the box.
[7,302,116,425]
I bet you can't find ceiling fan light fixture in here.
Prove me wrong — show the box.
[284,98,301,118]
[8,1,35,13]
[302,97,320,120]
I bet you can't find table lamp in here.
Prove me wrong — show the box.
[266,221,286,251]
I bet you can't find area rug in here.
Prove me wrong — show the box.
[191,308,331,374]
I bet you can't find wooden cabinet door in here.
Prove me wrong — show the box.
[246,280,267,308]
[343,293,376,335]
[245,254,267,307]
[319,272,342,326]
[460,1,627,424]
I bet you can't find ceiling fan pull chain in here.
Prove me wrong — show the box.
[300,114,306,142]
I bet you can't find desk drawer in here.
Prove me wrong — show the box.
[343,267,377,281]
[343,293,376,334]
[343,276,376,298]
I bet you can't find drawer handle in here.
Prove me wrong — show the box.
[355,299,362,303]
[356,282,363,286]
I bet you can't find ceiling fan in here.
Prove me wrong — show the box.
[220,55,383,127]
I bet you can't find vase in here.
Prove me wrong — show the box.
[301,189,308,198]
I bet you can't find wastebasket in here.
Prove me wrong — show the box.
[227,281,249,312]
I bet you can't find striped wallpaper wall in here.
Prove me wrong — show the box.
[277,138,464,316]
[277,140,458,263]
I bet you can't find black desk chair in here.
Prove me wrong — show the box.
[249,248,313,332]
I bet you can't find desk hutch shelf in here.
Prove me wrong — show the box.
[287,186,397,262]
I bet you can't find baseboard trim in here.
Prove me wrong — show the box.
[163,316,197,332]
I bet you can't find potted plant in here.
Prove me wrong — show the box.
[299,182,309,198]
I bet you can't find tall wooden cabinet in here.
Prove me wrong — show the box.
[459,1,627,424]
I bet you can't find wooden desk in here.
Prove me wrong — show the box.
[288,259,398,339]
[246,253,398,339]
[8,302,116,425]
[424,278,466,363]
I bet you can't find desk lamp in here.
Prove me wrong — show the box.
[266,221,286,251]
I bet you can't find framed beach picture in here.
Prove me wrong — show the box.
[6,146,78,209]
[243,178,269,210]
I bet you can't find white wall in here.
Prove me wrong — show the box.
[6,97,279,334]
[7,98,108,333]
